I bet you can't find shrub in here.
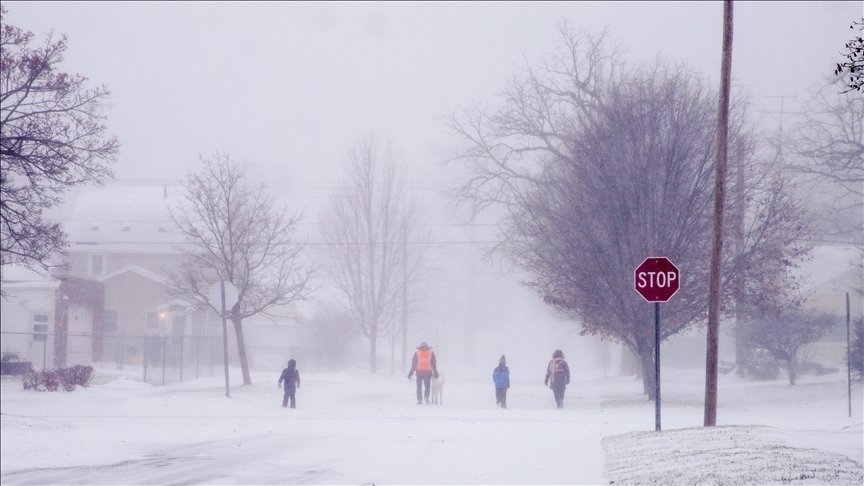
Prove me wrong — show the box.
[1,351,22,362]
[56,365,94,391]
[23,369,60,391]
[22,365,94,392]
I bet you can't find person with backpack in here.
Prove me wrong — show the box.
[278,359,301,408]
[407,341,438,404]
[492,354,510,408]
[544,349,570,409]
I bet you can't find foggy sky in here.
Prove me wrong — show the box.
[7,1,859,191]
[6,1,860,363]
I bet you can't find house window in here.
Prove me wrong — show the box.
[103,309,118,334]
[90,254,105,276]
[33,314,49,342]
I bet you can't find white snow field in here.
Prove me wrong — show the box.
[1,364,861,485]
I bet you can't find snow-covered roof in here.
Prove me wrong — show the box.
[45,183,194,254]
[0,265,60,290]
[99,265,169,285]
[797,245,862,291]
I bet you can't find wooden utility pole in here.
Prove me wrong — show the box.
[705,0,734,427]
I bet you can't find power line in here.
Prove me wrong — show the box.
[67,240,503,247]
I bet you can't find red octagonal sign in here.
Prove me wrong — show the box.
[634,257,680,303]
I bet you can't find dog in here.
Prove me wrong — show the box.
[431,373,445,405]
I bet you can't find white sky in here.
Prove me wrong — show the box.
[5,1,860,190]
[6,1,861,355]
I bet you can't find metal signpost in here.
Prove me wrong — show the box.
[209,281,239,398]
[634,257,681,431]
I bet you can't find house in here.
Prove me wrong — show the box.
[46,183,213,366]
[0,266,60,369]
[798,245,863,363]
[41,182,312,372]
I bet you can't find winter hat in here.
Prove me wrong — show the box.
[499,355,506,366]
[552,349,564,359]
[418,342,430,350]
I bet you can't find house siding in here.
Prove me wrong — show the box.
[0,285,58,368]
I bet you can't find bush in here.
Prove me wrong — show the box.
[22,365,94,392]
[23,369,60,391]
[2,351,22,362]
[56,365,94,390]
[743,348,780,380]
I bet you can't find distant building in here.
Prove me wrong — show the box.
[20,182,316,372]
[0,266,61,368]
[799,246,863,362]
[44,183,212,366]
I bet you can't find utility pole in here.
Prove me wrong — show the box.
[847,292,852,418]
[705,0,734,428]
[761,94,797,161]
[401,219,408,371]
[763,95,796,133]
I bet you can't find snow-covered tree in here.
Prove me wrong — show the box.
[448,25,810,399]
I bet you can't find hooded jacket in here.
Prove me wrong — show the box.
[279,360,301,389]
[493,364,510,389]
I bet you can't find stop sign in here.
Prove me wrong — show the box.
[634,257,680,302]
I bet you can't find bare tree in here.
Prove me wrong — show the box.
[0,6,117,276]
[742,306,837,385]
[318,138,426,374]
[169,154,311,385]
[447,25,810,399]
[789,76,864,242]
[835,18,864,93]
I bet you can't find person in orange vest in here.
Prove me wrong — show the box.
[407,341,439,404]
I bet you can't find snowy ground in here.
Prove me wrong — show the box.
[1,365,861,485]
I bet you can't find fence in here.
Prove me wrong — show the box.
[1,331,222,385]
[1,331,326,386]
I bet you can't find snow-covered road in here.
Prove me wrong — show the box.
[1,366,861,484]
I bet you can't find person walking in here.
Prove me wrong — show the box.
[278,359,301,408]
[407,342,438,404]
[544,349,570,409]
[493,354,510,408]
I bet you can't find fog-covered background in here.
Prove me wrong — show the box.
[2,1,861,377]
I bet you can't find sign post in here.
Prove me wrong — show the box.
[209,281,238,398]
[634,257,680,431]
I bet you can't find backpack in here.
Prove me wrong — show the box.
[548,358,565,384]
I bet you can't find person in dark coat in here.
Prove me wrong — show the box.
[492,354,510,409]
[278,359,301,408]
[544,349,570,409]
[407,341,438,404]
